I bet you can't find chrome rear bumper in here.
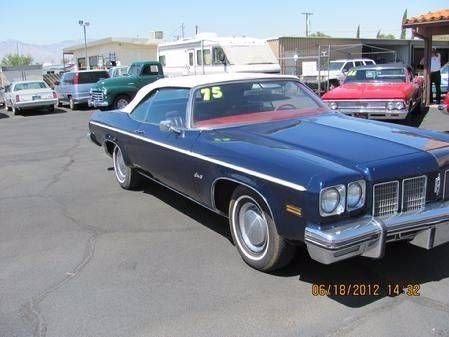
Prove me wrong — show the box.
[305,201,449,264]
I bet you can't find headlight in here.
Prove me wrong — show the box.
[102,87,107,95]
[328,101,338,110]
[395,101,405,110]
[320,185,345,216]
[386,101,395,110]
[347,180,366,211]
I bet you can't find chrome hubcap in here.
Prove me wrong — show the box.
[116,98,129,109]
[114,147,127,183]
[238,202,268,253]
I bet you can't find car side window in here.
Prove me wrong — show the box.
[64,73,74,84]
[343,62,353,71]
[130,91,157,122]
[354,61,363,67]
[141,64,160,76]
[145,88,190,126]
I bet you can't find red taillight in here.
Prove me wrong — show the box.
[15,95,20,102]
[73,73,79,84]
[52,91,57,99]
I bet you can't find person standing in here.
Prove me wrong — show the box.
[430,48,442,104]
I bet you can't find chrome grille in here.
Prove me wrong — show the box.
[402,176,427,212]
[373,181,399,217]
[90,91,104,102]
[336,100,388,109]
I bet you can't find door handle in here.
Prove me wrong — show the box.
[134,130,144,135]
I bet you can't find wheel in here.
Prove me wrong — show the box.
[229,186,295,272]
[6,104,11,111]
[411,99,422,115]
[57,100,63,107]
[12,105,18,115]
[112,145,142,190]
[113,95,130,109]
[47,105,55,112]
[69,97,76,110]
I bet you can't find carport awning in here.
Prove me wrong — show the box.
[402,8,449,105]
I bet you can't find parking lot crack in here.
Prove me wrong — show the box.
[19,196,100,337]
[407,296,449,314]
[319,296,407,337]
[42,134,85,192]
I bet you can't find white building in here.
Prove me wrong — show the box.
[63,32,164,69]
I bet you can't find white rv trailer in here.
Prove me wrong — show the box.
[157,33,280,77]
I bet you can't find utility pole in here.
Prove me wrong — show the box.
[181,23,185,39]
[301,12,313,37]
[79,20,90,69]
[195,25,199,35]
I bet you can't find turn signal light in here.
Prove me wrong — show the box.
[15,95,20,102]
[52,91,57,99]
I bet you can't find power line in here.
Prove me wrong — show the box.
[301,12,313,37]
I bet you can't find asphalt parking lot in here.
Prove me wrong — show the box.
[1,105,449,337]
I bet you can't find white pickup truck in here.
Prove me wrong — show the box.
[301,58,376,90]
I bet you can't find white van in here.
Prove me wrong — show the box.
[158,33,280,77]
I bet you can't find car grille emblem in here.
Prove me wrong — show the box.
[434,174,441,195]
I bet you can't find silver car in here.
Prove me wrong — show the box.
[54,70,109,110]
[4,80,57,115]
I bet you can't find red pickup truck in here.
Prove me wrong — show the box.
[322,63,423,121]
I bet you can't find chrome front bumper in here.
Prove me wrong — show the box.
[88,99,109,108]
[337,108,408,120]
[305,201,449,264]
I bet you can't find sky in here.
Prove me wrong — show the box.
[0,0,448,45]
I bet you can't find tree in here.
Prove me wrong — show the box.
[356,25,360,38]
[309,31,331,38]
[1,53,33,66]
[376,30,396,39]
[401,9,408,39]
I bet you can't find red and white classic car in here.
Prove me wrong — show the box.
[322,63,423,120]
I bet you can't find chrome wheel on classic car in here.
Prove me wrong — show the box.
[112,145,141,190]
[230,186,295,271]
[89,73,449,272]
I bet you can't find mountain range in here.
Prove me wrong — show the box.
[0,39,80,65]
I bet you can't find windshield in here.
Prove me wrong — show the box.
[323,62,344,71]
[128,64,143,76]
[344,68,406,83]
[221,44,278,65]
[109,67,128,77]
[14,82,47,91]
[192,80,325,128]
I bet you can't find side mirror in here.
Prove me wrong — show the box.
[215,49,226,64]
[159,120,182,135]
[54,81,60,86]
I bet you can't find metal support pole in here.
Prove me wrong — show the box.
[317,45,321,94]
[83,25,89,70]
[423,35,432,106]
[327,44,331,92]
[201,40,205,75]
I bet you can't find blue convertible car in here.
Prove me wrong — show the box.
[89,73,449,272]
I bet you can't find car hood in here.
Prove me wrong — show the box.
[322,82,412,100]
[94,75,137,88]
[208,113,449,168]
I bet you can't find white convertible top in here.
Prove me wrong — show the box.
[122,73,297,113]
